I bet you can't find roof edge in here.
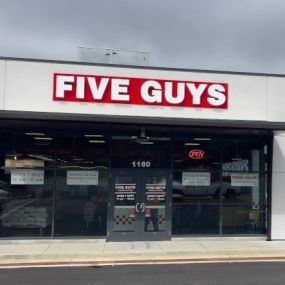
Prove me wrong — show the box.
[0,56,285,78]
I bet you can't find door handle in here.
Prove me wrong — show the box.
[135,203,140,213]
[140,203,145,213]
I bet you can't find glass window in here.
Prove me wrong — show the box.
[54,168,108,236]
[0,132,55,237]
[54,135,109,236]
[57,135,109,168]
[0,124,270,239]
[144,174,167,232]
[111,139,171,169]
[172,170,220,235]
[3,132,55,168]
[172,136,269,236]
[113,174,137,233]
[221,140,267,234]
[173,138,221,170]
[0,168,53,237]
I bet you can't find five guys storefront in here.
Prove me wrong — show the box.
[1,57,285,241]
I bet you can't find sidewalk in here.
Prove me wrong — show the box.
[1,237,285,267]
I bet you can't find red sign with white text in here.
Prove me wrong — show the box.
[53,73,228,109]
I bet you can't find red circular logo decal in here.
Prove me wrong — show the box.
[189,149,205,159]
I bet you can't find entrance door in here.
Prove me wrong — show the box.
[107,169,172,241]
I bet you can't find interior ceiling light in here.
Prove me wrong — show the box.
[34,137,53,140]
[84,134,103,138]
[28,154,54,161]
[34,143,51,146]
[184,143,200,146]
[193,138,211,141]
[89,140,105,143]
[25,132,45,136]
[139,141,154,145]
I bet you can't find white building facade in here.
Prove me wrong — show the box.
[0,57,284,240]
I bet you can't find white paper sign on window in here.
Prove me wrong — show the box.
[182,172,211,186]
[11,169,44,185]
[67,171,99,185]
[231,173,259,187]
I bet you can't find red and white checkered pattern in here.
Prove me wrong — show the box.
[114,215,135,225]
[146,215,165,225]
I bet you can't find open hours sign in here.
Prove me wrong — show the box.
[145,184,166,202]
[11,169,44,185]
[115,183,136,202]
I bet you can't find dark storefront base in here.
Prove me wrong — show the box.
[0,119,270,240]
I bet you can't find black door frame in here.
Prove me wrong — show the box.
[107,168,172,241]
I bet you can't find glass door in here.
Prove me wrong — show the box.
[107,169,171,241]
[140,171,171,240]
[107,169,140,241]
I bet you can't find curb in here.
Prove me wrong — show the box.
[1,256,285,268]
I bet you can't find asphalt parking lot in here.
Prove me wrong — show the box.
[1,262,285,285]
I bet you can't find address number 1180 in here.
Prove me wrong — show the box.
[132,161,151,168]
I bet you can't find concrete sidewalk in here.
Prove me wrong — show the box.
[1,237,285,267]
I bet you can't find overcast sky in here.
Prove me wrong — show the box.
[0,0,285,73]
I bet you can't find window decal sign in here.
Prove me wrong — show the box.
[53,73,228,109]
[145,183,166,202]
[115,183,136,202]
[67,170,98,185]
[182,172,211,186]
[11,169,44,185]
[231,173,259,187]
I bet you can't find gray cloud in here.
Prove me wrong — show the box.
[0,0,285,73]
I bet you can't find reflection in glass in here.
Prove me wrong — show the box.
[4,133,55,168]
[113,175,136,232]
[57,135,108,168]
[172,138,268,235]
[144,175,166,232]
[0,169,53,237]
[54,168,108,236]
[111,139,170,169]
[54,135,109,236]
[172,171,220,235]
[222,172,266,234]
